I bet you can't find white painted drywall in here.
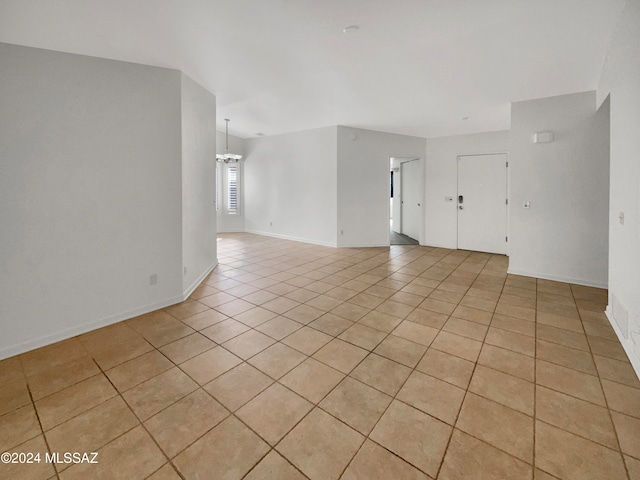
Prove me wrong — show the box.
[597,0,640,377]
[337,127,426,247]
[216,130,245,233]
[181,73,218,295]
[0,44,184,359]
[244,127,338,246]
[424,131,510,248]
[509,91,609,288]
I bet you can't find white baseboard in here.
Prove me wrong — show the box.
[338,242,389,248]
[422,242,457,250]
[182,259,218,299]
[605,307,640,381]
[0,294,184,360]
[0,260,219,361]
[245,229,337,248]
[506,268,607,289]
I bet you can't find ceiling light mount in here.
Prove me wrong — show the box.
[216,118,242,163]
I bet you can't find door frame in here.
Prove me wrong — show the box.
[456,152,510,256]
[389,156,425,246]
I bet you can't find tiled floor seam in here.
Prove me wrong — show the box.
[7,236,620,478]
[26,385,60,479]
[572,287,632,480]
[87,348,227,479]
[92,359,173,464]
[436,269,513,479]
[353,254,493,479]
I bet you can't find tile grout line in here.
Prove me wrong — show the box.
[25,384,60,479]
[436,257,521,479]
[337,250,492,479]
[4,237,630,479]
[571,284,632,480]
[433,256,493,480]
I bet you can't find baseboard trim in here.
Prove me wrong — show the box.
[506,268,607,289]
[182,259,218,300]
[245,229,337,248]
[422,242,457,250]
[338,242,390,248]
[0,294,184,360]
[0,260,219,361]
[605,307,640,381]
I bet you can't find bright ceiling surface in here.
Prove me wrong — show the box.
[0,0,624,138]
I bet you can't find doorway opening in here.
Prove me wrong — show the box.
[390,157,421,245]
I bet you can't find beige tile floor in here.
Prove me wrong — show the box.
[2,232,640,480]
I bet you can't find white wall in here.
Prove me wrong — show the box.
[424,131,510,248]
[337,126,426,247]
[181,74,218,294]
[509,91,609,287]
[0,43,184,358]
[597,0,640,376]
[244,127,338,246]
[216,130,246,232]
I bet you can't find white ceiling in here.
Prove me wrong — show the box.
[0,0,624,139]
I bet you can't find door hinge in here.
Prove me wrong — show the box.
[506,236,508,242]
[506,161,509,167]
[506,198,508,205]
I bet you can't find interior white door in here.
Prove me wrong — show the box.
[457,154,507,254]
[401,160,421,241]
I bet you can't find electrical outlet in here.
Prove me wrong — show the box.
[150,274,158,285]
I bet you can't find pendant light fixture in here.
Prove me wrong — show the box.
[216,118,243,163]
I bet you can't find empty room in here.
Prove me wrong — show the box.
[1,1,639,479]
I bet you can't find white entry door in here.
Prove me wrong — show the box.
[457,154,507,254]
[401,160,421,241]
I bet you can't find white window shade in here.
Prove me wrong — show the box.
[227,165,238,214]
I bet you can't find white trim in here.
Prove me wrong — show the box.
[338,242,390,248]
[0,260,219,361]
[507,268,607,289]
[182,259,218,299]
[606,307,640,381]
[245,229,338,248]
[0,294,183,360]
[423,242,457,250]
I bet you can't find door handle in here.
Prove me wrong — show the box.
[417,203,421,207]
[458,195,464,204]
[459,205,464,210]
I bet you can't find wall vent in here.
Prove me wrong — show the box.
[612,295,629,338]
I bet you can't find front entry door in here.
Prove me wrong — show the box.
[457,154,507,254]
